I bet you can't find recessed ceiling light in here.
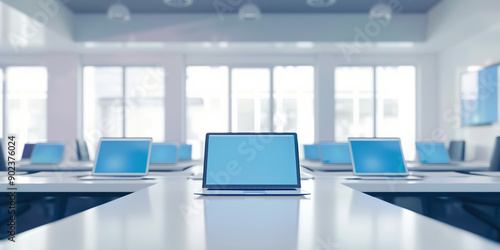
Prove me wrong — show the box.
[467,65,482,72]
[375,42,415,48]
[218,42,229,48]
[296,41,314,48]
[164,0,193,8]
[238,2,261,21]
[107,1,131,22]
[369,3,392,21]
[306,0,336,7]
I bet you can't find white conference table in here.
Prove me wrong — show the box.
[301,160,491,172]
[1,171,500,249]
[16,160,202,172]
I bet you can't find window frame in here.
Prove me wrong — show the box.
[81,64,166,141]
[334,64,417,139]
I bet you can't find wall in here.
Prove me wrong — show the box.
[438,26,500,161]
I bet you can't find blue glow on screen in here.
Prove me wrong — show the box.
[150,143,178,163]
[461,65,498,125]
[179,144,192,160]
[30,143,65,164]
[94,140,151,174]
[303,144,320,160]
[416,142,451,163]
[320,143,351,163]
[205,135,299,186]
[350,140,407,174]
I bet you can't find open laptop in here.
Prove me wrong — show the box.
[320,143,351,164]
[300,142,352,171]
[303,144,320,161]
[150,143,178,164]
[416,142,452,164]
[195,133,310,196]
[30,143,65,164]
[179,144,192,160]
[79,138,152,180]
[349,138,421,180]
[21,143,36,160]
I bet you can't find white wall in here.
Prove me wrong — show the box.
[438,26,500,161]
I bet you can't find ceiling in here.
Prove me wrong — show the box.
[65,0,442,14]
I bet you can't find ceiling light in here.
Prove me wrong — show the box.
[238,2,261,21]
[296,41,314,49]
[467,65,482,72]
[306,0,336,7]
[164,0,193,8]
[107,1,131,22]
[369,3,392,21]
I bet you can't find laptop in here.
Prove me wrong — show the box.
[30,143,65,164]
[21,143,36,160]
[416,142,451,164]
[150,143,178,164]
[79,138,152,180]
[303,144,320,160]
[320,143,351,164]
[349,138,421,180]
[179,144,192,160]
[195,133,310,196]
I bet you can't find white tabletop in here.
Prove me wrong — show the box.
[1,171,500,249]
[1,176,500,249]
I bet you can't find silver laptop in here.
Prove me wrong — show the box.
[79,138,152,180]
[349,138,421,180]
[195,133,310,196]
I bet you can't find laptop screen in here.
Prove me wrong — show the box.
[203,133,300,188]
[93,139,152,175]
[349,138,408,175]
[150,143,178,163]
[416,142,451,163]
[179,144,192,160]
[303,144,320,160]
[320,143,351,164]
[22,143,35,160]
[30,143,65,164]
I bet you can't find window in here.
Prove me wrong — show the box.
[334,67,374,140]
[186,65,315,159]
[273,66,315,144]
[231,68,271,132]
[185,66,229,159]
[334,66,416,158]
[83,66,165,159]
[6,67,48,151]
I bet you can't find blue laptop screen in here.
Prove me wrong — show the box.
[320,143,351,164]
[204,134,299,186]
[416,142,451,163]
[30,143,65,164]
[179,144,192,160]
[94,140,151,174]
[304,144,320,160]
[350,139,407,174]
[150,143,178,163]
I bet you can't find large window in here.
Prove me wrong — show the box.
[83,66,165,158]
[6,67,48,151]
[186,65,315,159]
[334,66,416,158]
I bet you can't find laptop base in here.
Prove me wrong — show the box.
[194,188,310,196]
[78,176,148,180]
[347,176,422,180]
